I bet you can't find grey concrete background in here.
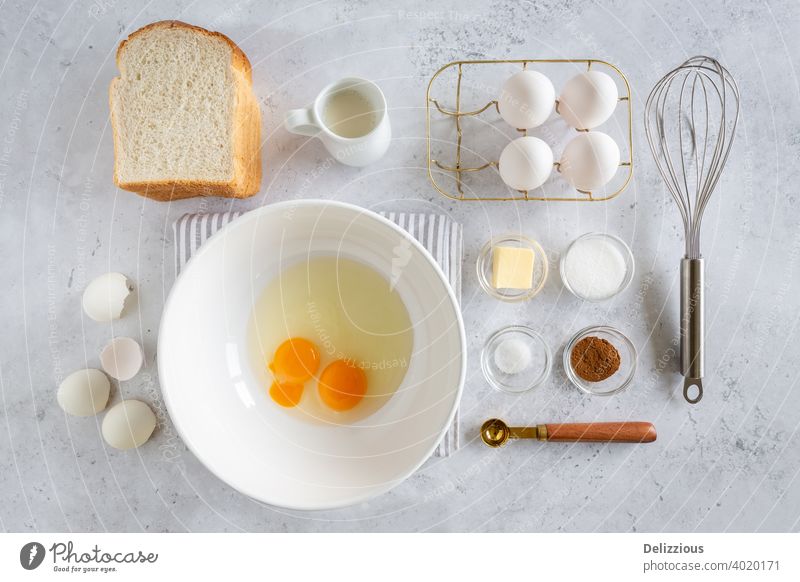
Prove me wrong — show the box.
[1,0,799,532]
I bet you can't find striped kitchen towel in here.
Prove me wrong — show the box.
[172,210,463,457]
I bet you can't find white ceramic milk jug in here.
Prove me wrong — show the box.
[285,77,391,167]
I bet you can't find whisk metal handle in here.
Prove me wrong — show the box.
[680,258,704,403]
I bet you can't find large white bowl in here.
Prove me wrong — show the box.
[158,200,466,510]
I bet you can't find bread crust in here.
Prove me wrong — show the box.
[110,20,261,201]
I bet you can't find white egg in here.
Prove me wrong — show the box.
[497,70,555,129]
[102,400,156,450]
[100,337,144,381]
[557,71,619,130]
[82,272,132,322]
[57,368,111,416]
[559,132,621,191]
[498,136,554,191]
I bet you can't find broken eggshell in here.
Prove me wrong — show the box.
[102,400,156,449]
[57,368,111,416]
[100,337,144,381]
[82,272,132,322]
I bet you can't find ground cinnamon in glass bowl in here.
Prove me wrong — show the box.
[563,326,637,396]
[570,336,621,382]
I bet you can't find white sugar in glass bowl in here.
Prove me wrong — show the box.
[158,201,466,510]
[560,232,634,302]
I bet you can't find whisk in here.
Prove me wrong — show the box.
[644,56,740,404]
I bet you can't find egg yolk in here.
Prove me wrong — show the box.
[318,360,367,411]
[269,338,320,382]
[269,381,304,408]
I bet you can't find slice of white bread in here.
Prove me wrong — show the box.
[110,21,261,200]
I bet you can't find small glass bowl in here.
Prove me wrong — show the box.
[560,232,635,302]
[563,325,637,396]
[476,234,548,302]
[481,325,552,394]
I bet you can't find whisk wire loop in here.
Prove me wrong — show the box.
[645,56,739,259]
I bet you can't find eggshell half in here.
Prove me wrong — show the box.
[558,71,619,130]
[57,368,111,416]
[559,132,620,191]
[498,70,555,129]
[499,136,554,191]
[100,337,144,381]
[82,273,132,322]
[102,400,156,450]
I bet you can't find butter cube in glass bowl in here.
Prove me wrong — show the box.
[492,246,535,289]
[477,234,548,302]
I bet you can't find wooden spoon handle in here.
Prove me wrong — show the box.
[544,422,656,443]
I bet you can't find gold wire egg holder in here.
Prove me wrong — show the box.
[426,59,633,202]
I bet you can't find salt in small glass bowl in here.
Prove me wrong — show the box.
[560,232,634,302]
[476,234,548,302]
[481,325,552,394]
[563,325,637,396]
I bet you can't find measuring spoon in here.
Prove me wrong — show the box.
[480,418,656,447]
